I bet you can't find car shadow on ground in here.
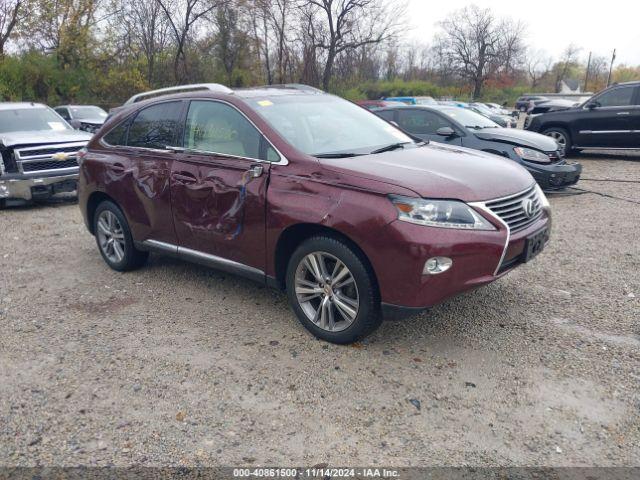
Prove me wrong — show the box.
[567,150,640,161]
[141,251,516,347]
[3,193,78,210]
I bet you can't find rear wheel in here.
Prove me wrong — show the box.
[542,127,572,156]
[286,236,382,344]
[94,200,148,271]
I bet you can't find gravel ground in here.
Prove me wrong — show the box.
[1,153,639,467]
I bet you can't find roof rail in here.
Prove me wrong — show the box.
[260,83,325,94]
[124,83,233,105]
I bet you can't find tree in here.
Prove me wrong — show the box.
[553,43,581,92]
[0,0,23,56]
[111,0,172,85]
[526,49,552,88]
[435,5,525,99]
[156,0,221,82]
[298,0,405,90]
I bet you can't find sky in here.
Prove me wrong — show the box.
[406,0,640,66]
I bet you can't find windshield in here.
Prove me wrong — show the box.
[440,108,499,129]
[70,106,107,119]
[0,107,72,133]
[472,104,493,115]
[245,94,413,156]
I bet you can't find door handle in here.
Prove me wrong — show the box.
[110,162,126,173]
[616,112,630,115]
[173,172,197,184]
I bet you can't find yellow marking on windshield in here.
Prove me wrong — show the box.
[257,100,273,107]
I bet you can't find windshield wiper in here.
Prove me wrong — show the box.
[370,142,410,154]
[313,152,364,158]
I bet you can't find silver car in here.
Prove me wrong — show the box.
[0,103,92,206]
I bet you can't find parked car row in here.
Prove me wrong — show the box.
[4,81,635,345]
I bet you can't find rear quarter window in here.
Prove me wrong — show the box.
[127,101,183,149]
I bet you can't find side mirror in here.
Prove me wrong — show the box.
[586,101,599,110]
[436,126,456,137]
[69,119,82,129]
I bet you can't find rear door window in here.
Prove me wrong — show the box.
[127,101,183,149]
[397,110,451,135]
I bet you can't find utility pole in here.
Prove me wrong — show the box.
[606,49,616,86]
[584,51,592,92]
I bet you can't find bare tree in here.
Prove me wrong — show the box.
[526,49,552,88]
[554,43,581,92]
[0,0,23,56]
[435,5,525,99]
[156,0,221,82]
[298,0,405,90]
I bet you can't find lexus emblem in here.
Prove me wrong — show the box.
[52,152,68,161]
[522,198,535,218]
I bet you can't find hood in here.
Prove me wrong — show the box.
[474,127,558,151]
[76,117,105,125]
[319,142,534,202]
[0,129,92,148]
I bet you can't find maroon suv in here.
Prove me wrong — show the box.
[78,84,551,344]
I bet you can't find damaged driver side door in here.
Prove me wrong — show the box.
[170,100,279,278]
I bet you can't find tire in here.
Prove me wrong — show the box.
[542,127,573,156]
[93,200,148,271]
[285,235,382,344]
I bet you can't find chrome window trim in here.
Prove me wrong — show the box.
[183,98,289,166]
[579,130,632,134]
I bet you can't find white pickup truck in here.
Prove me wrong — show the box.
[0,102,92,206]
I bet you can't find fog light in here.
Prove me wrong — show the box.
[423,257,452,275]
[0,184,9,198]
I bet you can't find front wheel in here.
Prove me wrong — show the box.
[542,127,572,156]
[286,236,382,344]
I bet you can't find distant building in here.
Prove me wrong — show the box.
[558,79,582,94]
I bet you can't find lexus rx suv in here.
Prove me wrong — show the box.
[527,81,640,153]
[0,102,91,206]
[79,84,551,344]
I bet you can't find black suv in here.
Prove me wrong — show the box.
[527,82,640,154]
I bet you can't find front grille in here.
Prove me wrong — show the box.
[484,186,543,233]
[14,141,86,174]
[21,158,78,172]
[18,144,83,158]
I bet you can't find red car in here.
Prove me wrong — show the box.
[78,84,551,344]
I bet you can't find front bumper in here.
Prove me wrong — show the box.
[365,209,551,312]
[523,160,582,190]
[0,172,79,201]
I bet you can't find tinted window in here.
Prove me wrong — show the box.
[128,101,182,149]
[397,110,451,135]
[595,86,635,107]
[376,110,395,122]
[103,118,130,146]
[184,100,278,161]
[55,108,71,120]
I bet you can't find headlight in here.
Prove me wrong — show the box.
[514,146,550,163]
[389,196,496,230]
[534,183,550,209]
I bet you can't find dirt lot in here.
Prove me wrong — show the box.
[1,153,639,467]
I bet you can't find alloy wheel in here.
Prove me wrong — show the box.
[546,130,567,150]
[294,251,359,332]
[96,210,126,264]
